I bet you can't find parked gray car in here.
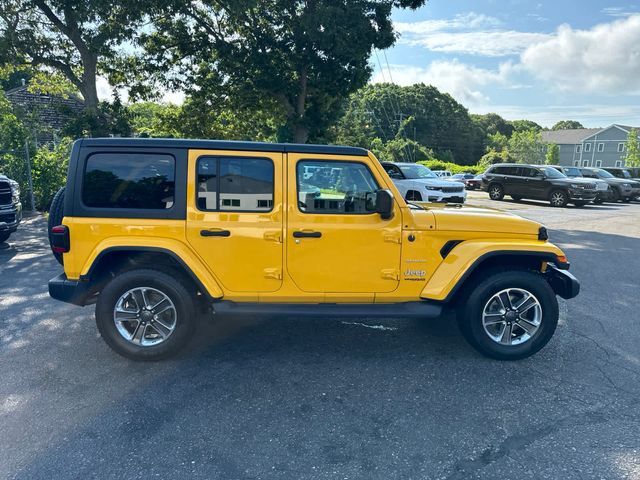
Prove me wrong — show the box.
[580,168,636,202]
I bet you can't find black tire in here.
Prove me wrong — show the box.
[593,198,603,205]
[406,190,422,201]
[48,187,65,265]
[549,189,568,207]
[511,195,522,202]
[622,197,631,203]
[488,184,504,200]
[457,270,559,360]
[0,232,10,243]
[95,268,197,361]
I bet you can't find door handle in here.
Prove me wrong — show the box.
[200,229,231,237]
[293,231,322,238]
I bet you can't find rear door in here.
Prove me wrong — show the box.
[287,154,402,294]
[186,149,283,293]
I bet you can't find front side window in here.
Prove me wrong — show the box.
[297,160,380,214]
[540,167,566,178]
[83,153,175,209]
[197,156,273,212]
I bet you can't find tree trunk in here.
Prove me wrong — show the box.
[80,52,99,113]
[292,66,309,143]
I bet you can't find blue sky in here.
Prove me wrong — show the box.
[374,0,640,127]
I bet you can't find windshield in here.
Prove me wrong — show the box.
[565,167,582,177]
[398,164,438,179]
[594,169,615,178]
[539,167,566,178]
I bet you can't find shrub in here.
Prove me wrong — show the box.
[31,138,73,211]
[416,160,484,175]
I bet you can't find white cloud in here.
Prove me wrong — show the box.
[601,6,640,17]
[372,60,513,105]
[395,12,502,34]
[396,12,550,57]
[521,14,640,95]
[405,30,550,57]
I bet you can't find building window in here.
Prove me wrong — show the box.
[595,160,602,167]
[584,143,591,152]
[615,160,622,167]
[618,143,625,152]
[582,159,589,167]
[575,145,582,153]
[573,160,580,166]
[597,143,604,152]
[196,156,274,212]
[83,153,175,209]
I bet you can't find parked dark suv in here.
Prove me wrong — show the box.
[0,174,22,243]
[602,167,640,199]
[580,168,636,202]
[552,166,611,204]
[482,164,598,207]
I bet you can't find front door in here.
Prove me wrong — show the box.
[186,149,283,293]
[287,154,402,294]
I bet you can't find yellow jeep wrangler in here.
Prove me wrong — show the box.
[48,138,579,361]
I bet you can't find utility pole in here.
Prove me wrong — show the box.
[24,140,35,212]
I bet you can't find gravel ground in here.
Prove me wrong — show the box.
[1,195,639,480]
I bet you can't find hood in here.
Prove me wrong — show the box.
[603,177,635,185]
[412,203,542,236]
[404,178,465,188]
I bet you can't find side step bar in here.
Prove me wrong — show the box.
[212,301,444,319]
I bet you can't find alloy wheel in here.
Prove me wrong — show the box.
[482,288,542,346]
[113,287,177,346]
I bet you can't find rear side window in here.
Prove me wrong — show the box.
[83,153,175,209]
[197,156,274,212]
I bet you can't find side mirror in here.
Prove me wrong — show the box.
[375,189,394,220]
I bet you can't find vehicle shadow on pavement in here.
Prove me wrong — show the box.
[3,221,640,480]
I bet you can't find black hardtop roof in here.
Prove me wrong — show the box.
[77,137,369,156]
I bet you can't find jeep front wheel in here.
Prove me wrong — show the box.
[95,269,196,360]
[457,270,558,360]
[488,184,504,200]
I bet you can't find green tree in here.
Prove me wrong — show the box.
[508,130,545,164]
[0,0,145,115]
[510,119,542,133]
[134,0,426,143]
[471,113,514,137]
[336,83,478,164]
[552,120,584,130]
[545,143,560,165]
[624,128,640,167]
[487,131,508,152]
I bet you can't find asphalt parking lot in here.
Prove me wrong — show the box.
[1,194,639,480]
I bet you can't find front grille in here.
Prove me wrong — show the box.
[442,186,464,193]
[0,181,11,205]
[0,213,15,223]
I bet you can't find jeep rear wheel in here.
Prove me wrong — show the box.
[510,195,522,202]
[549,190,568,207]
[488,184,504,200]
[95,269,196,360]
[457,270,558,360]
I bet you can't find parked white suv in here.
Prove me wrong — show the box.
[381,162,467,203]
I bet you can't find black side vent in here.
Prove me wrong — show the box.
[440,240,463,259]
[538,227,549,241]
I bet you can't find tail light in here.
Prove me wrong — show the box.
[51,225,70,253]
